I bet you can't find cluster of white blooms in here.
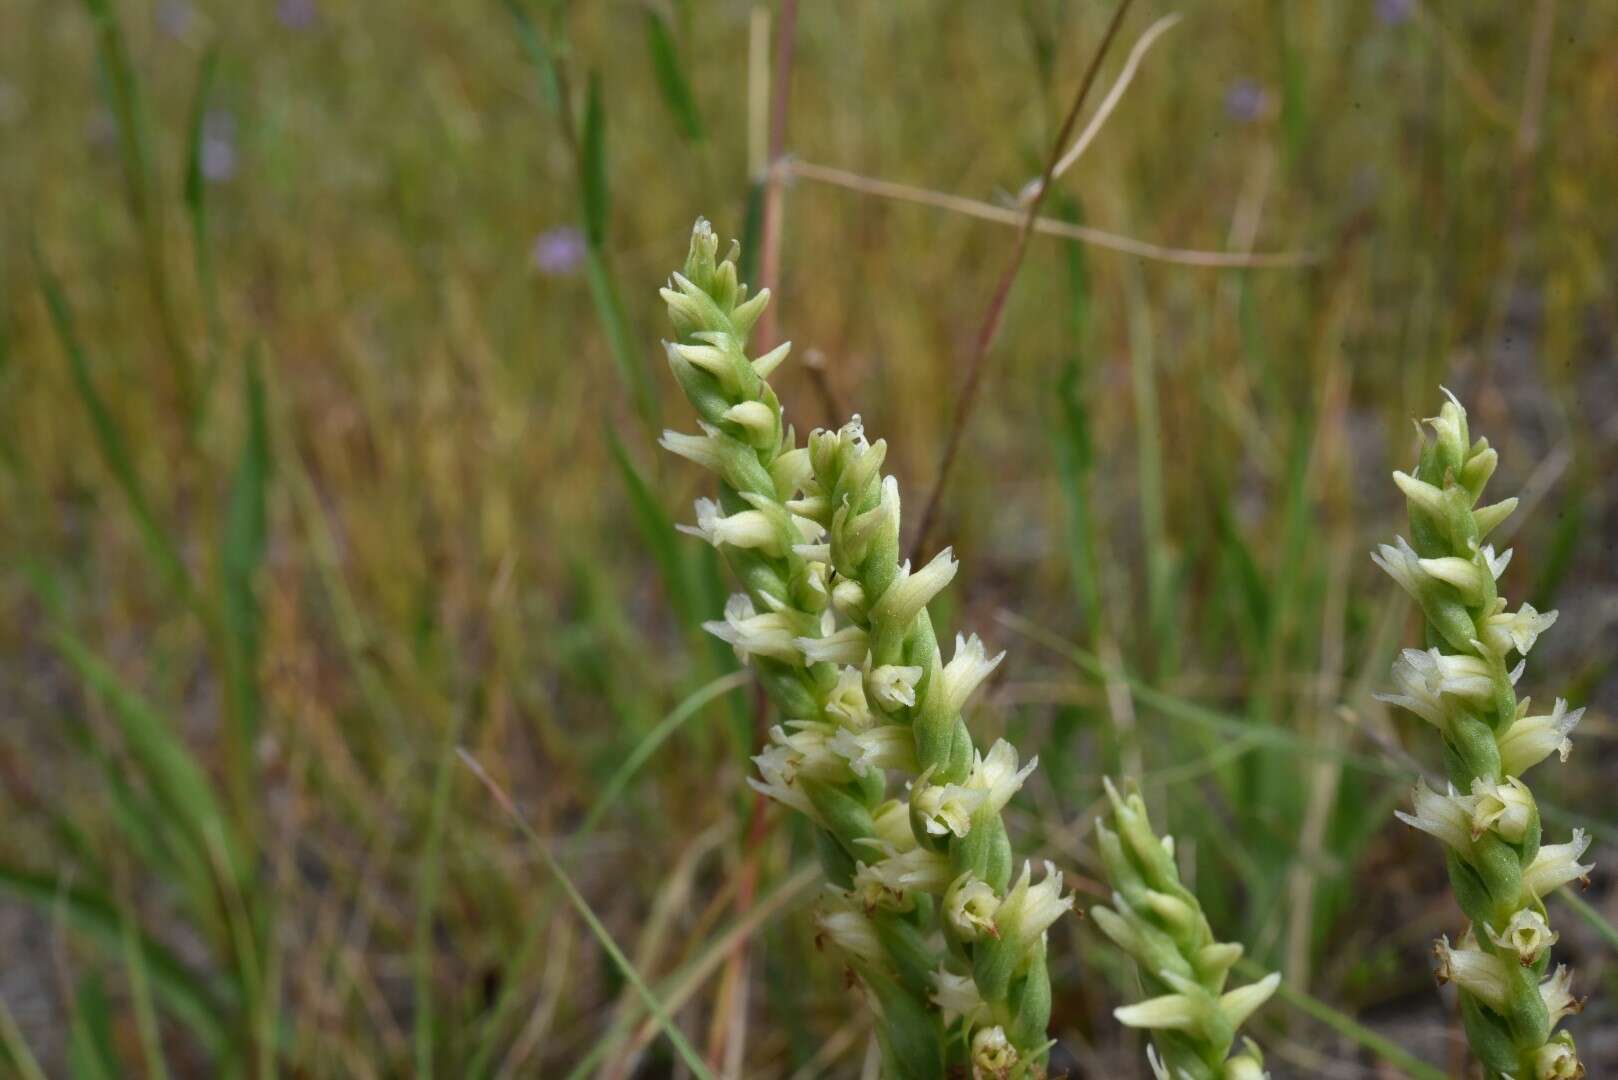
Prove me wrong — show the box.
[1092,779,1279,1080]
[660,220,1069,1078]
[1376,392,1589,1079]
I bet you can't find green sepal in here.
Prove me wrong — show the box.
[1445,850,1495,927]
[1444,714,1502,789]
[971,931,1021,1005]
[1502,962,1550,1049]
[805,779,876,856]
[1418,588,1483,654]
[1469,834,1524,926]
[668,349,736,427]
[1459,993,1520,1076]
[861,968,944,1080]
[1007,947,1053,1052]
[873,910,939,998]
[813,825,856,889]
[755,660,820,721]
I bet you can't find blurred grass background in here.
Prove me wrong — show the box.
[2,0,1617,1075]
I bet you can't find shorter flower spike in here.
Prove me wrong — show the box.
[1377,392,1590,1080]
[1093,778,1278,1079]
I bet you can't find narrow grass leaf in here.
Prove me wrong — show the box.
[67,975,118,1080]
[35,249,199,611]
[1236,958,1446,1080]
[0,997,48,1080]
[580,72,609,247]
[644,9,705,141]
[458,751,715,1080]
[219,346,271,752]
[51,629,244,892]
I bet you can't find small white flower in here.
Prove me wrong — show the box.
[771,445,813,496]
[1484,908,1558,965]
[1434,934,1512,1013]
[866,662,923,712]
[752,339,791,379]
[1538,966,1583,1028]
[830,578,867,621]
[721,399,776,443]
[993,860,1072,947]
[1498,698,1583,774]
[967,739,1037,816]
[1376,647,1494,728]
[939,633,1006,716]
[798,623,869,666]
[1394,779,1476,857]
[1218,972,1281,1031]
[871,548,959,628]
[828,724,917,777]
[1416,552,1497,604]
[678,497,777,552]
[944,872,1001,941]
[659,423,729,474]
[1533,1038,1583,1080]
[970,1026,1018,1077]
[1371,536,1428,599]
[851,846,954,909]
[1392,470,1451,519]
[869,799,916,852]
[1467,775,1535,842]
[748,744,821,824]
[824,666,873,730]
[912,775,984,838]
[1521,830,1594,900]
[703,593,803,664]
[930,966,988,1025]
[766,722,848,783]
[1482,603,1558,658]
[815,897,884,966]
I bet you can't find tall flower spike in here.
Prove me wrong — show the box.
[1093,779,1278,1079]
[658,219,1066,1077]
[1376,393,1589,1079]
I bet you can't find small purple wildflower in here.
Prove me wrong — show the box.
[1377,0,1415,26]
[277,0,319,30]
[1224,78,1268,124]
[156,0,194,39]
[201,109,238,183]
[532,227,587,276]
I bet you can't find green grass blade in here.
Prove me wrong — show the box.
[500,0,563,114]
[643,9,705,141]
[0,997,48,1080]
[414,713,465,1080]
[184,47,223,378]
[606,429,698,623]
[35,247,200,613]
[584,246,658,431]
[51,628,244,892]
[1236,959,1446,1080]
[458,751,715,1080]
[0,866,228,1050]
[120,901,173,1080]
[580,72,608,247]
[67,975,119,1080]
[1555,887,1618,956]
[580,671,749,836]
[218,345,271,810]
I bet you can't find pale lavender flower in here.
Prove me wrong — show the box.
[278,0,319,30]
[1224,78,1267,124]
[156,0,194,38]
[531,226,587,276]
[1378,0,1415,26]
[201,110,238,183]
